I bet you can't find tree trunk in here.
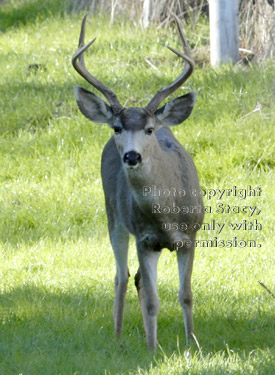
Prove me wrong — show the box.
[209,0,239,66]
[142,0,153,28]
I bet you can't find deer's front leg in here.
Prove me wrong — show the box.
[176,243,195,345]
[110,226,129,337]
[135,242,162,351]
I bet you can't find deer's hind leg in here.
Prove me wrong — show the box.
[135,243,162,351]
[109,225,129,337]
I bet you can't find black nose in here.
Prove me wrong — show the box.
[123,151,142,166]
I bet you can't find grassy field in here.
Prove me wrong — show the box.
[0,1,274,374]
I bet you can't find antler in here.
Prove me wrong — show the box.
[145,18,195,115]
[72,15,124,115]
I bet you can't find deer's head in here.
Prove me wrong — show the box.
[72,16,196,169]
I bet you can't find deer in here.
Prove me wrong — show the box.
[72,15,204,351]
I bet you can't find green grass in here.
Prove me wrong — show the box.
[0,1,274,374]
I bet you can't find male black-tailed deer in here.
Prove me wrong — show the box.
[72,16,204,350]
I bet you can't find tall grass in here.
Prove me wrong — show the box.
[0,1,274,374]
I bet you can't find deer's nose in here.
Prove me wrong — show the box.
[123,151,142,166]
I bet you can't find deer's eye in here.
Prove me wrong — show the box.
[145,128,154,135]
[114,126,122,134]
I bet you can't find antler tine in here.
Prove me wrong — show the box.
[72,15,124,115]
[77,13,88,67]
[145,18,195,115]
[174,15,192,57]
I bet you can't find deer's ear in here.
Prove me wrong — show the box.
[74,86,114,124]
[155,92,196,127]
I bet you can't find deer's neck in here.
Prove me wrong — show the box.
[124,141,176,212]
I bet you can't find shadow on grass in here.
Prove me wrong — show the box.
[157,283,275,354]
[0,284,153,375]
[0,283,274,374]
[0,0,66,32]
